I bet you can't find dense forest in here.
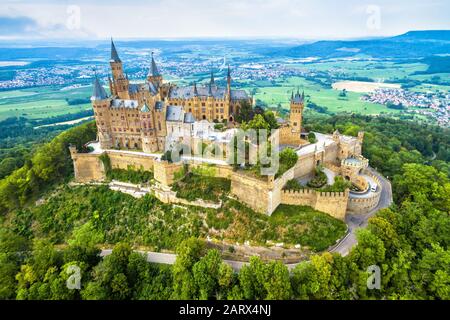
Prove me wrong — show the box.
[0,114,448,300]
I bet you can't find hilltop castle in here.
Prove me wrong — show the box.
[71,40,383,221]
[93,39,252,153]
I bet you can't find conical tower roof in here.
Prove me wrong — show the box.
[110,38,121,62]
[148,52,161,77]
[91,76,108,101]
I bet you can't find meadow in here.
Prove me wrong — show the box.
[241,76,401,116]
[0,85,93,121]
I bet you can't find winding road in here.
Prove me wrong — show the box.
[330,167,393,256]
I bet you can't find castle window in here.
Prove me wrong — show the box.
[202,102,205,106]
[99,113,103,116]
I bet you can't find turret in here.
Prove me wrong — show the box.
[109,38,129,99]
[289,88,305,134]
[210,70,215,86]
[226,65,231,99]
[91,76,112,148]
[147,52,163,88]
[357,131,365,143]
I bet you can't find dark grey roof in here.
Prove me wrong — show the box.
[110,38,121,62]
[155,101,164,110]
[168,84,248,100]
[148,81,159,95]
[193,82,198,96]
[140,103,150,113]
[91,77,108,101]
[184,112,195,123]
[230,89,249,100]
[291,89,304,104]
[148,53,160,77]
[166,105,184,121]
[129,83,139,94]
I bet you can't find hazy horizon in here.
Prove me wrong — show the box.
[1,0,449,41]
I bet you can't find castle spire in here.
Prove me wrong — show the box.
[91,75,108,101]
[210,70,215,85]
[227,64,231,79]
[149,52,161,77]
[193,82,198,96]
[110,38,121,63]
[208,82,213,96]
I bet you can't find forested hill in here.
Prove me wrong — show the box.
[279,30,450,59]
[0,116,448,300]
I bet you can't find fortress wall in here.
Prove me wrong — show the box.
[230,172,271,214]
[279,126,304,145]
[323,143,339,164]
[347,173,382,214]
[324,162,341,175]
[315,190,349,220]
[280,188,348,220]
[71,153,106,183]
[188,162,234,179]
[294,153,316,178]
[106,151,156,171]
[154,160,184,186]
[280,188,317,207]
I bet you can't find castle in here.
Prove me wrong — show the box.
[71,40,382,221]
[93,39,252,153]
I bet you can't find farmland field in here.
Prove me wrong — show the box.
[0,85,93,120]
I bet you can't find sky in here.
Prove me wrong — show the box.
[0,0,449,40]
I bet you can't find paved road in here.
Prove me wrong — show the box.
[100,249,249,271]
[330,167,393,256]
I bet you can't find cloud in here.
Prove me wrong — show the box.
[0,14,94,40]
[0,16,38,35]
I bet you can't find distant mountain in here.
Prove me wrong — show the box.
[279,30,450,59]
[393,30,450,41]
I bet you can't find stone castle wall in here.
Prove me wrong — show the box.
[281,189,348,220]
[70,152,106,183]
[230,171,272,214]
[106,150,155,171]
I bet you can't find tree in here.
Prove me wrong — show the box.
[264,261,291,299]
[192,249,222,299]
[263,111,279,130]
[236,100,254,123]
[172,237,205,299]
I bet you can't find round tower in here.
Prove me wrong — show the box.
[91,76,112,149]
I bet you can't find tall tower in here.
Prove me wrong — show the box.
[290,89,305,134]
[147,52,162,88]
[91,76,112,148]
[226,65,231,98]
[109,38,129,99]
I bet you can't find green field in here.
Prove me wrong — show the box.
[241,76,401,116]
[0,85,93,120]
[293,60,429,80]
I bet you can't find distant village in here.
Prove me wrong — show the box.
[362,88,450,126]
